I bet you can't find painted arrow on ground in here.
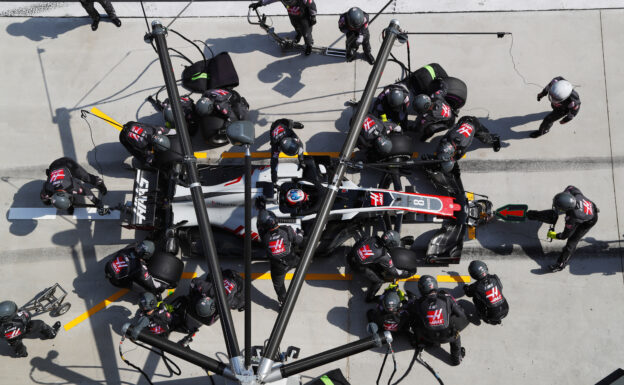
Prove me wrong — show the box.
[494,204,528,222]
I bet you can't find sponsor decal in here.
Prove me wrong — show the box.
[370,192,384,206]
[362,117,377,132]
[223,279,235,294]
[426,309,444,326]
[269,239,286,255]
[582,200,593,215]
[357,245,374,261]
[441,104,451,118]
[129,125,144,141]
[486,286,503,304]
[111,256,128,274]
[133,173,150,223]
[457,123,474,138]
[49,169,65,182]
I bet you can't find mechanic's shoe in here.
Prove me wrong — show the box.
[492,137,501,152]
[548,263,565,272]
[451,347,465,366]
[53,321,61,333]
[294,33,302,44]
[365,52,375,65]
[304,44,312,56]
[91,18,100,31]
[530,129,548,138]
[95,178,107,195]
[238,306,245,312]
[15,346,28,358]
[346,54,355,63]
[112,17,122,27]
[178,334,193,348]
[66,206,75,216]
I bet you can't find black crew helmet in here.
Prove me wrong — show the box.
[386,88,405,111]
[0,301,18,323]
[281,0,297,6]
[414,94,432,114]
[553,192,576,213]
[436,141,455,162]
[381,230,400,248]
[136,240,156,260]
[196,96,214,116]
[196,297,216,318]
[151,134,171,152]
[346,7,365,29]
[163,102,175,125]
[468,260,488,280]
[279,137,301,156]
[418,275,438,296]
[383,291,401,313]
[375,135,393,154]
[51,191,73,210]
[139,292,158,312]
[257,210,279,230]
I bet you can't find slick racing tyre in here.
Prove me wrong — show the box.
[200,116,230,148]
[435,77,467,111]
[407,63,448,95]
[388,247,418,272]
[147,251,184,286]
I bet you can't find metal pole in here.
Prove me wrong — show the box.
[149,21,242,372]
[257,19,404,382]
[244,144,252,369]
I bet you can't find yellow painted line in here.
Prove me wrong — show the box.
[64,288,129,331]
[91,107,123,131]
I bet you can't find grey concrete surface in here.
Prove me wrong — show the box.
[0,8,622,385]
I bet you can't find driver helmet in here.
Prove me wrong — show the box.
[553,191,576,214]
[414,94,432,114]
[196,297,216,318]
[51,191,73,210]
[548,80,573,103]
[468,260,488,280]
[418,275,438,296]
[286,189,308,206]
[381,230,400,248]
[382,291,401,313]
[0,301,18,324]
[151,134,171,152]
[279,137,301,157]
[386,88,406,111]
[346,7,365,29]
[139,292,157,312]
[136,240,156,260]
[195,96,214,116]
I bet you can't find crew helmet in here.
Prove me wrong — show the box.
[163,103,175,125]
[553,192,576,213]
[346,7,365,29]
[281,0,297,6]
[136,240,156,260]
[387,88,405,111]
[139,292,158,312]
[286,189,308,206]
[375,135,393,154]
[468,260,488,280]
[414,94,432,114]
[195,96,214,116]
[279,137,301,157]
[0,301,18,323]
[436,141,455,162]
[257,210,279,230]
[51,191,73,210]
[381,230,400,248]
[418,275,438,296]
[382,291,401,313]
[548,80,573,103]
[151,134,171,152]
[196,297,216,318]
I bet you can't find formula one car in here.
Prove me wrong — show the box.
[124,156,462,258]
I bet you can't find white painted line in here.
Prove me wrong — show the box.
[8,207,120,220]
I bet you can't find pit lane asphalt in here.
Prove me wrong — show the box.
[0,9,622,385]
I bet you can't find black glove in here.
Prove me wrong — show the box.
[14,345,28,358]
[293,122,304,129]
[249,1,262,10]
[309,15,316,25]
[97,205,111,216]
[492,135,501,152]
[537,93,543,102]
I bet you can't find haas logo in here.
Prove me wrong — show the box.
[370,192,384,207]
[426,309,444,326]
[486,286,503,304]
[582,200,593,215]
[441,104,451,118]
[128,126,144,141]
[272,125,285,139]
[357,245,374,261]
[49,169,65,183]
[457,123,474,138]
[223,279,235,294]
[111,256,128,274]
[269,239,286,255]
[362,117,377,132]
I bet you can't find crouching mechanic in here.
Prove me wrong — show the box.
[348,230,414,302]
[0,301,60,358]
[409,275,468,366]
[370,83,411,129]
[104,240,165,296]
[250,0,317,55]
[187,269,245,326]
[119,121,175,168]
[527,186,598,272]
[531,77,580,138]
[40,157,108,215]
[367,283,413,333]
[414,92,456,142]
[339,7,374,64]
[463,260,509,325]
[269,118,305,185]
[258,209,303,306]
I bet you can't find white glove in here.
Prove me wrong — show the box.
[356,34,364,44]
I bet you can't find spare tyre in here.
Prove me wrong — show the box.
[389,247,418,272]
[406,63,448,95]
[434,77,467,111]
[147,251,184,287]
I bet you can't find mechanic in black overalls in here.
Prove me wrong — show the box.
[527,186,598,272]
[370,83,411,129]
[531,77,581,138]
[338,7,374,65]
[104,240,165,296]
[463,260,509,325]
[250,0,317,55]
[187,269,245,325]
[80,0,121,31]
[356,114,402,154]
[414,91,456,142]
[119,121,175,168]
[409,275,468,366]
[196,89,249,126]
[40,157,108,215]
[367,284,413,333]
[257,209,303,306]
[348,231,413,302]
[130,292,174,338]
[0,301,60,358]
[269,118,305,185]
[161,96,200,136]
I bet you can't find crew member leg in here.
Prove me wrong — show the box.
[28,320,60,340]
[97,0,121,26]
[449,334,464,365]
[362,267,385,302]
[362,29,374,65]
[551,218,597,271]
[64,158,107,194]
[531,108,567,138]
[526,209,558,224]
[474,122,501,151]
[345,32,358,62]
[9,339,28,357]
[292,16,313,55]
[270,261,289,304]
[80,0,100,21]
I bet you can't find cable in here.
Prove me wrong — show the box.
[390,348,417,385]
[119,336,182,385]
[415,349,444,385]
[140,0,158,54]
[80,111,106,183]
[507,33,542,89]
